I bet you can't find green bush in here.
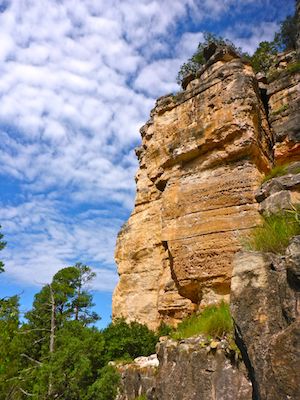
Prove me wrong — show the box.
[176,32,243,86]
[103,319,158,363]
[85,365,120,400]
[171,301,233,340]
[274,14,298,51]
[245,210,300,254]
[250,41,278,73]
[287,61,300,74]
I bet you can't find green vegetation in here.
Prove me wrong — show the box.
[0,225,6,273]
[171,301,233,340]
[250,41,278,73]
[85,365,120,400]
[103,318,158,363]
[262,164,289,182]
[274,14,298,51]
[262,163,300,183]
[270,104,289,116]
[134,396,147,400]
[177,4,299,86]
[176,32,243,86]
[0,258,158,400]
[287,61,300,74]
[245,210,300,254]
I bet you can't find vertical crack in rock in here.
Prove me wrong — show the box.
[234,322,260,400]
[113,47,273,329]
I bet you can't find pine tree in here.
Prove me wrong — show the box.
[0,225,6,273]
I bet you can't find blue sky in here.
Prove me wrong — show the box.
[0,0,295,328]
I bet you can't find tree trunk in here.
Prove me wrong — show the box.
[48,284,56,397]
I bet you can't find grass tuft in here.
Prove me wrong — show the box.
[262,164,289,183]
[262,163,300,183]
[287,61,300,74]
[270,103,288,116]
[171,301,233,340]
[244,210,300,254]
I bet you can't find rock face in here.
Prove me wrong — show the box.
[256,162,300,214]
[113,47,272,329]
[115,355,158,400]
[267,51,300,164]
[230,242,300,400]
[116,338,252,400]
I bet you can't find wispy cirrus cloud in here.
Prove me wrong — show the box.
[0,0,295,291]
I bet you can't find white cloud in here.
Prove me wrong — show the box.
[0,0,291,292]
[225,21,280,55]
[0,199,121,290]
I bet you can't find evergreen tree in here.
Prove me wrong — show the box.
[0,296,23,400]
[0,225,6,273]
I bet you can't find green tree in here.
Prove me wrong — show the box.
[250,41,278,73]
[0,225,6,273]
[176,32,243,86]
[19,263,99,397]
[275,14,298,51]
[52,263,98,324]
[103,318,158,363]
[85,365,120,400]
[32,321,105,400]
[0,296,23,400]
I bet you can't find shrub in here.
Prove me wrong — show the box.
[85,365,120,400]
[103,319,158,363]
[245,210,300,254]
[176,32,242,86]
[287,61,300,74]
[274,14,298,51]
[250,41,278,73]
[171,301,233,340]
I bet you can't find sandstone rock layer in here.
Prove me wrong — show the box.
[113,50,272,329]
[267,51,300,164]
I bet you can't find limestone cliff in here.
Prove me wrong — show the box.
[113,46,272,329]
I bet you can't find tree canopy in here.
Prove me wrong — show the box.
[177,6,299,86]
[0,262,160,399]
[0,225,6,273]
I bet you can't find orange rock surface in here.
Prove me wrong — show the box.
[113,50,272,329]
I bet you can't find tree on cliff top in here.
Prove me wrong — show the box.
[275,13,298,51]
[176,32,242,86]
[0,225,6,273]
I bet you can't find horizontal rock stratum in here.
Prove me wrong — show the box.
[113,46,273,329]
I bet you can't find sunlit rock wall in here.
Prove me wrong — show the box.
[113,48,272,329]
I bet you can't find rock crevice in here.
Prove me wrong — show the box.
[113,47,272,329]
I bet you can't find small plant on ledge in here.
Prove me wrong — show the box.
[171,301,233,340]
[244,208,300,254]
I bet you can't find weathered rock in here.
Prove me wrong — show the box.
[231,239,300,400]
[255,168,300,214]
[116,338,252,400]
[256,168,300,214]
[154,338,252,400]
[296,0,300,60]
[267,51,300,164]
[116,355,158,400]
[113,47,272,329]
